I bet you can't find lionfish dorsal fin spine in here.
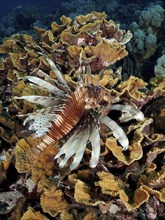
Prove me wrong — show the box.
[43,54,68,86]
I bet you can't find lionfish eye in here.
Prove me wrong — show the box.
[94,86,100,93]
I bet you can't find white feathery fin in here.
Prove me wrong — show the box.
[54,122,100,169]
[79,49,83,67]
[86,65,92,85]
[89,123,100,168]
[76,50,85,87]
[54,132,80,168]
[22,108,56,137]
[14,95,57,107]
[18,76,62,94]
[70,127,90,170]
[98,115,129,150]
[54,126,90,170]
[36,69,56,83]
[39,53,68,86]
[106,104,145,121]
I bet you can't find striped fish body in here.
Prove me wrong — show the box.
[14,56,145,169]
[49,89,86,140]
[36,87,86,151]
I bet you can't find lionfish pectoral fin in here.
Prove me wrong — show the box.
[89,124,100,168]
[106,104,145,122]
[58,139,79,168]
[55,127,90,170]
[21,109,54,137]
[54,132,79,167]
[99,115,129,151]
[133,111,145,121]
[70,128,90,170]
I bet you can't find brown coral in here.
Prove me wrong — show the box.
[40,187,68,217]
[119,188,150,211]
[21,207,49,220]
[15,136,58,182]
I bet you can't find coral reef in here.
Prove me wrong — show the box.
[0,11,165,220]
[1,0,165,81]
[154,54,165,76]
[126,3,165,78]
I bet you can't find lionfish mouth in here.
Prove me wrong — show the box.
[14,55,144,170]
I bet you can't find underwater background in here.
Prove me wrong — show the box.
[0,0,165,80]
[0,0,165,219]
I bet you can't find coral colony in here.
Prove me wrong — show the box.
[0,9,165,219]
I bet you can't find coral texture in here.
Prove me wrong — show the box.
[154,54,165,76]
[127,3,165,77]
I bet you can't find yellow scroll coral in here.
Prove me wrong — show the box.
[96,171,122,196]
[40,185,68,217]
[74,180,92,204]
[21,207,48,220]
[119,188,150,211]
[15,136,58,182]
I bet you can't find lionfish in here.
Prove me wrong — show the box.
[14,55,144,170]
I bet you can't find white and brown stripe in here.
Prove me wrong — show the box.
[36,87,85,151]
